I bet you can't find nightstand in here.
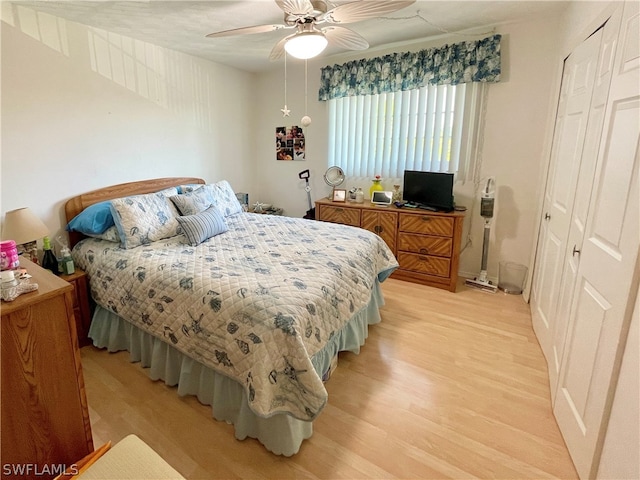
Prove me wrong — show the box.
[250,207,284,215]
[60,267,92,347]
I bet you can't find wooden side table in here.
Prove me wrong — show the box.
[60,267,92,347]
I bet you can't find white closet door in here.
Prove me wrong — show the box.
[530,28,603,378]
[550,9,622,393]
[553,2,640,479]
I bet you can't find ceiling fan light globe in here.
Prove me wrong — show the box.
[285,32,328,59]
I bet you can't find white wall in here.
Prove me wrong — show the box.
[253,13,564,281]
[1,6,256,243]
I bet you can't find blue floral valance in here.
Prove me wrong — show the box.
[318,34,501,101]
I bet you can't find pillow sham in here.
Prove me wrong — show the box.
[175,206,228,246]
[169,185,215,216]
[211,180,243,217]
[66,201,115,235]
[87,225,120,243]
[178,184,204,194]
[155,186,181,197]
[110,189,181,249]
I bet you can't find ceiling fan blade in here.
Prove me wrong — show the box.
[320,1,415,24]
[269,34,295,61]
[206,24,288,38]
[275,0,314,16]
[323,26,369,50]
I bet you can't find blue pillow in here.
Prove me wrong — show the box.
[175,206,228,246]
[66,201,115,235]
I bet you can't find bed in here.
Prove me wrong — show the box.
[65,177,398,456]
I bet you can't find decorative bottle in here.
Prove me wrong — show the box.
[355,188,364,203]
[41,236,59,275]
[369,175,384,198]
[392,184,402,203]
[59,246,75,275]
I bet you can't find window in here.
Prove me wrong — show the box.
[327,82,485,182]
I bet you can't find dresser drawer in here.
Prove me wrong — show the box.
[319,205,361,227]
[398,233,453,257]
[399,214,454,236]
[397,252,451,277]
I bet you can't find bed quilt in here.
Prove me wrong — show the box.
[73,213,397,421]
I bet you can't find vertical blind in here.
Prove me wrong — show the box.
[320,35,500,181]
[328,82,483,179]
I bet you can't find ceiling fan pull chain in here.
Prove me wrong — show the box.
[305,59,308,113]
[281,52,291,117]
[301,59,312,127]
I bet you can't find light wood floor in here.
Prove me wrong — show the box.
[81,278,578,479]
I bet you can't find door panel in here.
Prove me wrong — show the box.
[533,224,564,331]
[561,280,610,420]
[361,210,397,252]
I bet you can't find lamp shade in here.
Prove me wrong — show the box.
[1,208,49,245]
[285,32,328,59]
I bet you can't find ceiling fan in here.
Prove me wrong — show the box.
[206,0,416,60]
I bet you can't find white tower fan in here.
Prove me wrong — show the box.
[465,177,498,292]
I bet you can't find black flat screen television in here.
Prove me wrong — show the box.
[403,170,455,211]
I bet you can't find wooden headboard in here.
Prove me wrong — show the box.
[64,177,205,247]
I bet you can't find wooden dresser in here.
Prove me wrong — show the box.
[1,258,93,479]
[315,198,465,292]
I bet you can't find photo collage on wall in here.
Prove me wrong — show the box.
[276,126,305,161]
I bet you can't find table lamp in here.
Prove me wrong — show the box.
[1,207,50,264]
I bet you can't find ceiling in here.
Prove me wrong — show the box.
[9,1,570,72]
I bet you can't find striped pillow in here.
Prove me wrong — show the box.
[175,206,228,246]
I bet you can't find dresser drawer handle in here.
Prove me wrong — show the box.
[421,216,432,222]
[335,208,344,213]
[418,256,430,262]
[419,248,429,254]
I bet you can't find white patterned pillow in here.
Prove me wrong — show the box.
[175,206,228,246]
[110,189,181,249]
[211,180,243,216]
[87,225,120,243]
[155,186,180,197]
[169,185,215,216]
[178,184,203,194]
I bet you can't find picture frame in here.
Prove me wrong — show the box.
[276,125,305,161]
[332,189,347,203]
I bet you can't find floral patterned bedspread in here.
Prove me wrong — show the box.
[73,213,398,420]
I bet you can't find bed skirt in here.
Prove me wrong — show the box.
[88,279,385,456]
